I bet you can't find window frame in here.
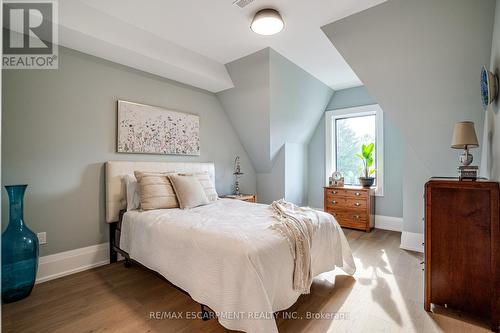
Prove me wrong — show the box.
[325,104,384,196]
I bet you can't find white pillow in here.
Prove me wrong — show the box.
[124,174,140,211]
[178,172,218,202]
[168,174,209,209]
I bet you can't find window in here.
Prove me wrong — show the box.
[325,104,384,196]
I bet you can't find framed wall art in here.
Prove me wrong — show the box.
[117,100,200,155]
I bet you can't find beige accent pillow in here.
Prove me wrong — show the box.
[168,174,209,209]
[134,171,179,210]
[178,172,218,202]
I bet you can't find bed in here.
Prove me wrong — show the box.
[105,161,355,333]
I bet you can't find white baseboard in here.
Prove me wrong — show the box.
[36,243,110,284]
[310,209,403,232]
[375,215,402,232]
[400,231,424,253]
[34,219,417,284]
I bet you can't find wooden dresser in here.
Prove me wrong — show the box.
[424,179,499,332]
[323,186,375,232]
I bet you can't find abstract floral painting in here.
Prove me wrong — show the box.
[117,101,200,155]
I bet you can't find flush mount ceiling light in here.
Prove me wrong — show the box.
[250,9,284,36]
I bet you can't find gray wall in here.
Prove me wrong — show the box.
[268,49,332,206]
[284,143,308,206]
[326,86,375,110]
[307,86,404,218]
[484,0,500,182]
[493,0,500,182]
[217,49,271,172]
[322,0,496,233]
[2,46,256,256]
[256,146,285,205]
[269,49,333,159]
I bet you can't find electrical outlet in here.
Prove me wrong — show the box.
[37,232,46,245]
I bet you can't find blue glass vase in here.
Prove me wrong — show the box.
[2,185,38,303]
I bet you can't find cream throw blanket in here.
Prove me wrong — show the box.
[270,199,319,294]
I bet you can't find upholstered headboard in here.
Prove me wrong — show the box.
[105,161,216,223]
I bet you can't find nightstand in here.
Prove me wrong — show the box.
[222,194,256,203]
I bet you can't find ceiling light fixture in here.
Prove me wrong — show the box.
[250,9,284,36]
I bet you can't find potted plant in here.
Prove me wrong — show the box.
[356,143,376,188]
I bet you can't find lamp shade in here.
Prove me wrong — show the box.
[451,121,479,149]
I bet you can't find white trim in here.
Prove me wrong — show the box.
[36,243,110,284]
[325,104,384,196]
[310,209,402,233]
[375,215,402,231]
[31,219,406,284]
[400,231,424,253]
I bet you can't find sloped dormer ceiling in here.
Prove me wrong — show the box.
[217,48,333,173]
[269,49,334,160]
[58,0,234,92]
[321,0,495,176]
[217,49,272,172]
[321,0,496,234]
[59,0,388,92]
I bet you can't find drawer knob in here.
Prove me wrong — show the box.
[355,192,361,196]
[332,200,337,205]
[332,190,338,194]
[354,202,361,207]
[354,215,360,219]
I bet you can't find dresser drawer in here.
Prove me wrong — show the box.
[328,210,340,219]
[339,218,367,230]
[331,211,367,230]
[325,188,347,196]
[343,212,367,223]
[345,198,367,209]
[325,197,346,209]
[329,209,366,221]
[345,189,368,198]
[325,188,368,200]
[326,197,366,210]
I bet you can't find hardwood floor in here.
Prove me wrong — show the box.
[2,229,492,332]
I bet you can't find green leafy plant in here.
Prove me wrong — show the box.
[356,143,376,178]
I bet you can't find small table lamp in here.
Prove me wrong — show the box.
[451,121,479,165]
[451,121,479,179]
[233,156,244,195]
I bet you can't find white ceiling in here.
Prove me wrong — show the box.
[59,0,385,92]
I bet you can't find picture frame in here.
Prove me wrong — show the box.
[117,100,200,156]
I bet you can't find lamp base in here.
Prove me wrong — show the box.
[234,181,240,196]
[459,150,473,166]
[234,176,241,196]
[458,165,478,180]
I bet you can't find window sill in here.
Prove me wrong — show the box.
[374,187,384,197]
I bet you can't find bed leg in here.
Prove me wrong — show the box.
[124,258,132,268]
[109,222,117,263]
[200,304,210,321]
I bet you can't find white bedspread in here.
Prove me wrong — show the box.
[120,199,355,333]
